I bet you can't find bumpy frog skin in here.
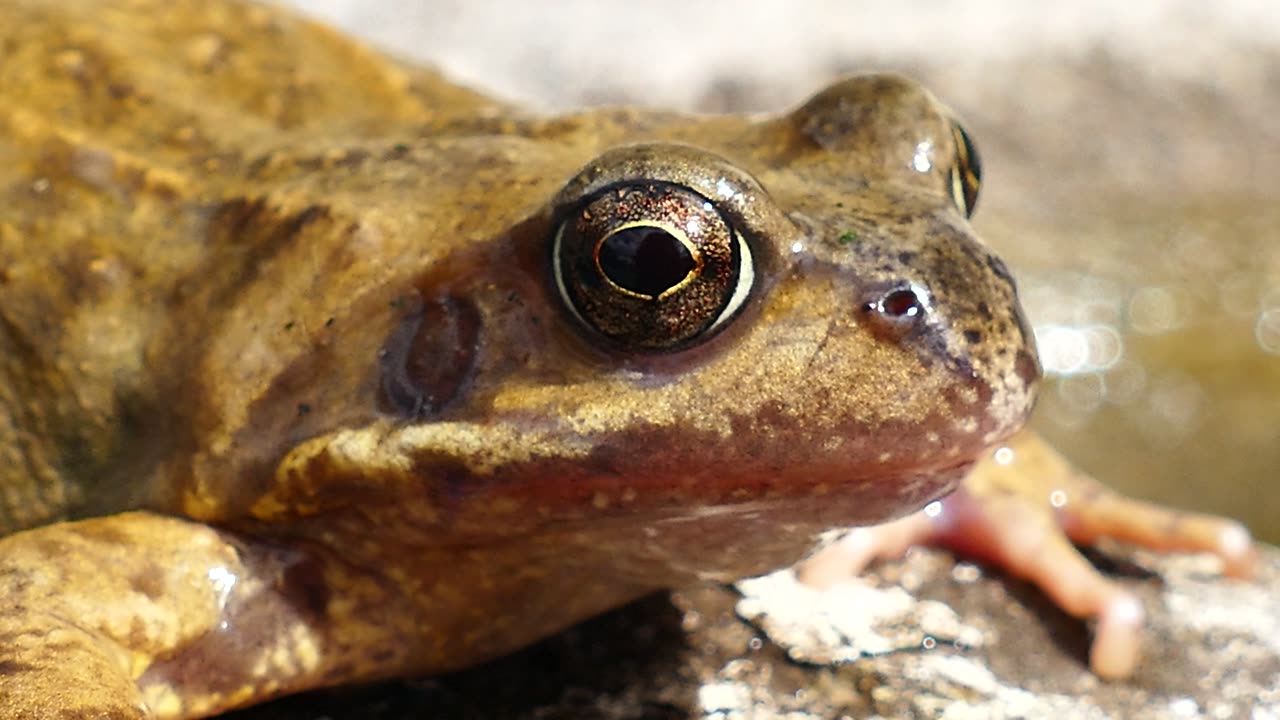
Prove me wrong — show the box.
[0,1,1257,717]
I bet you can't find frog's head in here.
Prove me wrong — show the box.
[209,75,1037,566]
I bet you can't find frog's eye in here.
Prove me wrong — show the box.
[949,121,983,218]
[552,181,754,352]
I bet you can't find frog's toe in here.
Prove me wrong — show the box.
[1054,485,1259,580]
[795,512,935,589]
[797,484,1150,678]
[796,429,1261,679]
[924,483,1148,679]
[972,429,1259,581]
[935,443,1261,678]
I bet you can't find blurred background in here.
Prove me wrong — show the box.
[283,1,1279,544]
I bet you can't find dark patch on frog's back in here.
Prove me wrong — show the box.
[244,148,377,182]
[0,659,35,676]
[203,198,330,258]
[11,12,140,129]
[128,566,166,601]
[0,564,33,600]
[130,198,339,513]
[180,197,332,339]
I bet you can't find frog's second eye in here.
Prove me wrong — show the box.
[949,121,983,218]
[552,181,754,352]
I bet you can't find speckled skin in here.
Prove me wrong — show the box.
[0,1,1256,718]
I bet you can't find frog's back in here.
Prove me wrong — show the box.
[0,0,500,534]
[0,0,496,149]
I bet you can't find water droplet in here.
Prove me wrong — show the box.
[912,140,933,173]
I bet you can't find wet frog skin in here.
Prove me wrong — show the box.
[0,0,1258,717]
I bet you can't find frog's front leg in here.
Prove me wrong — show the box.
[0,512,419,719]
[798,428,1258,679]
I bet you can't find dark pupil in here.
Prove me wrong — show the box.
[597,225,695,297]
[881,289,921,317]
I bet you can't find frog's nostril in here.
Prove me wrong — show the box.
[860,284,931,342]
[879,288,922,318]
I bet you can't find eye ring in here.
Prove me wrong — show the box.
[551,180,755,352]
[949,121,983,218]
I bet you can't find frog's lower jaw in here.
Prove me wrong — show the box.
[243,411,980,540]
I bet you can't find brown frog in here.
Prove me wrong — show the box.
[0,0,1257,717]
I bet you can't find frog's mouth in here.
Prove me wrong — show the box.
[271,419,979,585]
[269,374,987,511]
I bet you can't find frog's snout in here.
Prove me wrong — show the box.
[824,215,1041,445]
[925,245,1042,443]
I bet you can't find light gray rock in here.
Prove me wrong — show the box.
[720,548,1280,719]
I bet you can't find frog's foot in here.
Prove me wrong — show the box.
[797,428,1257,680]
[0,511,424,719]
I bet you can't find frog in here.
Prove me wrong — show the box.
[0,0,1259,717]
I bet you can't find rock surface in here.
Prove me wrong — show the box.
[229,544,1280,719]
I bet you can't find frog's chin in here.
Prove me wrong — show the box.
[482,456,974,556]
[761,460,970,530]
[540,462,974,586]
